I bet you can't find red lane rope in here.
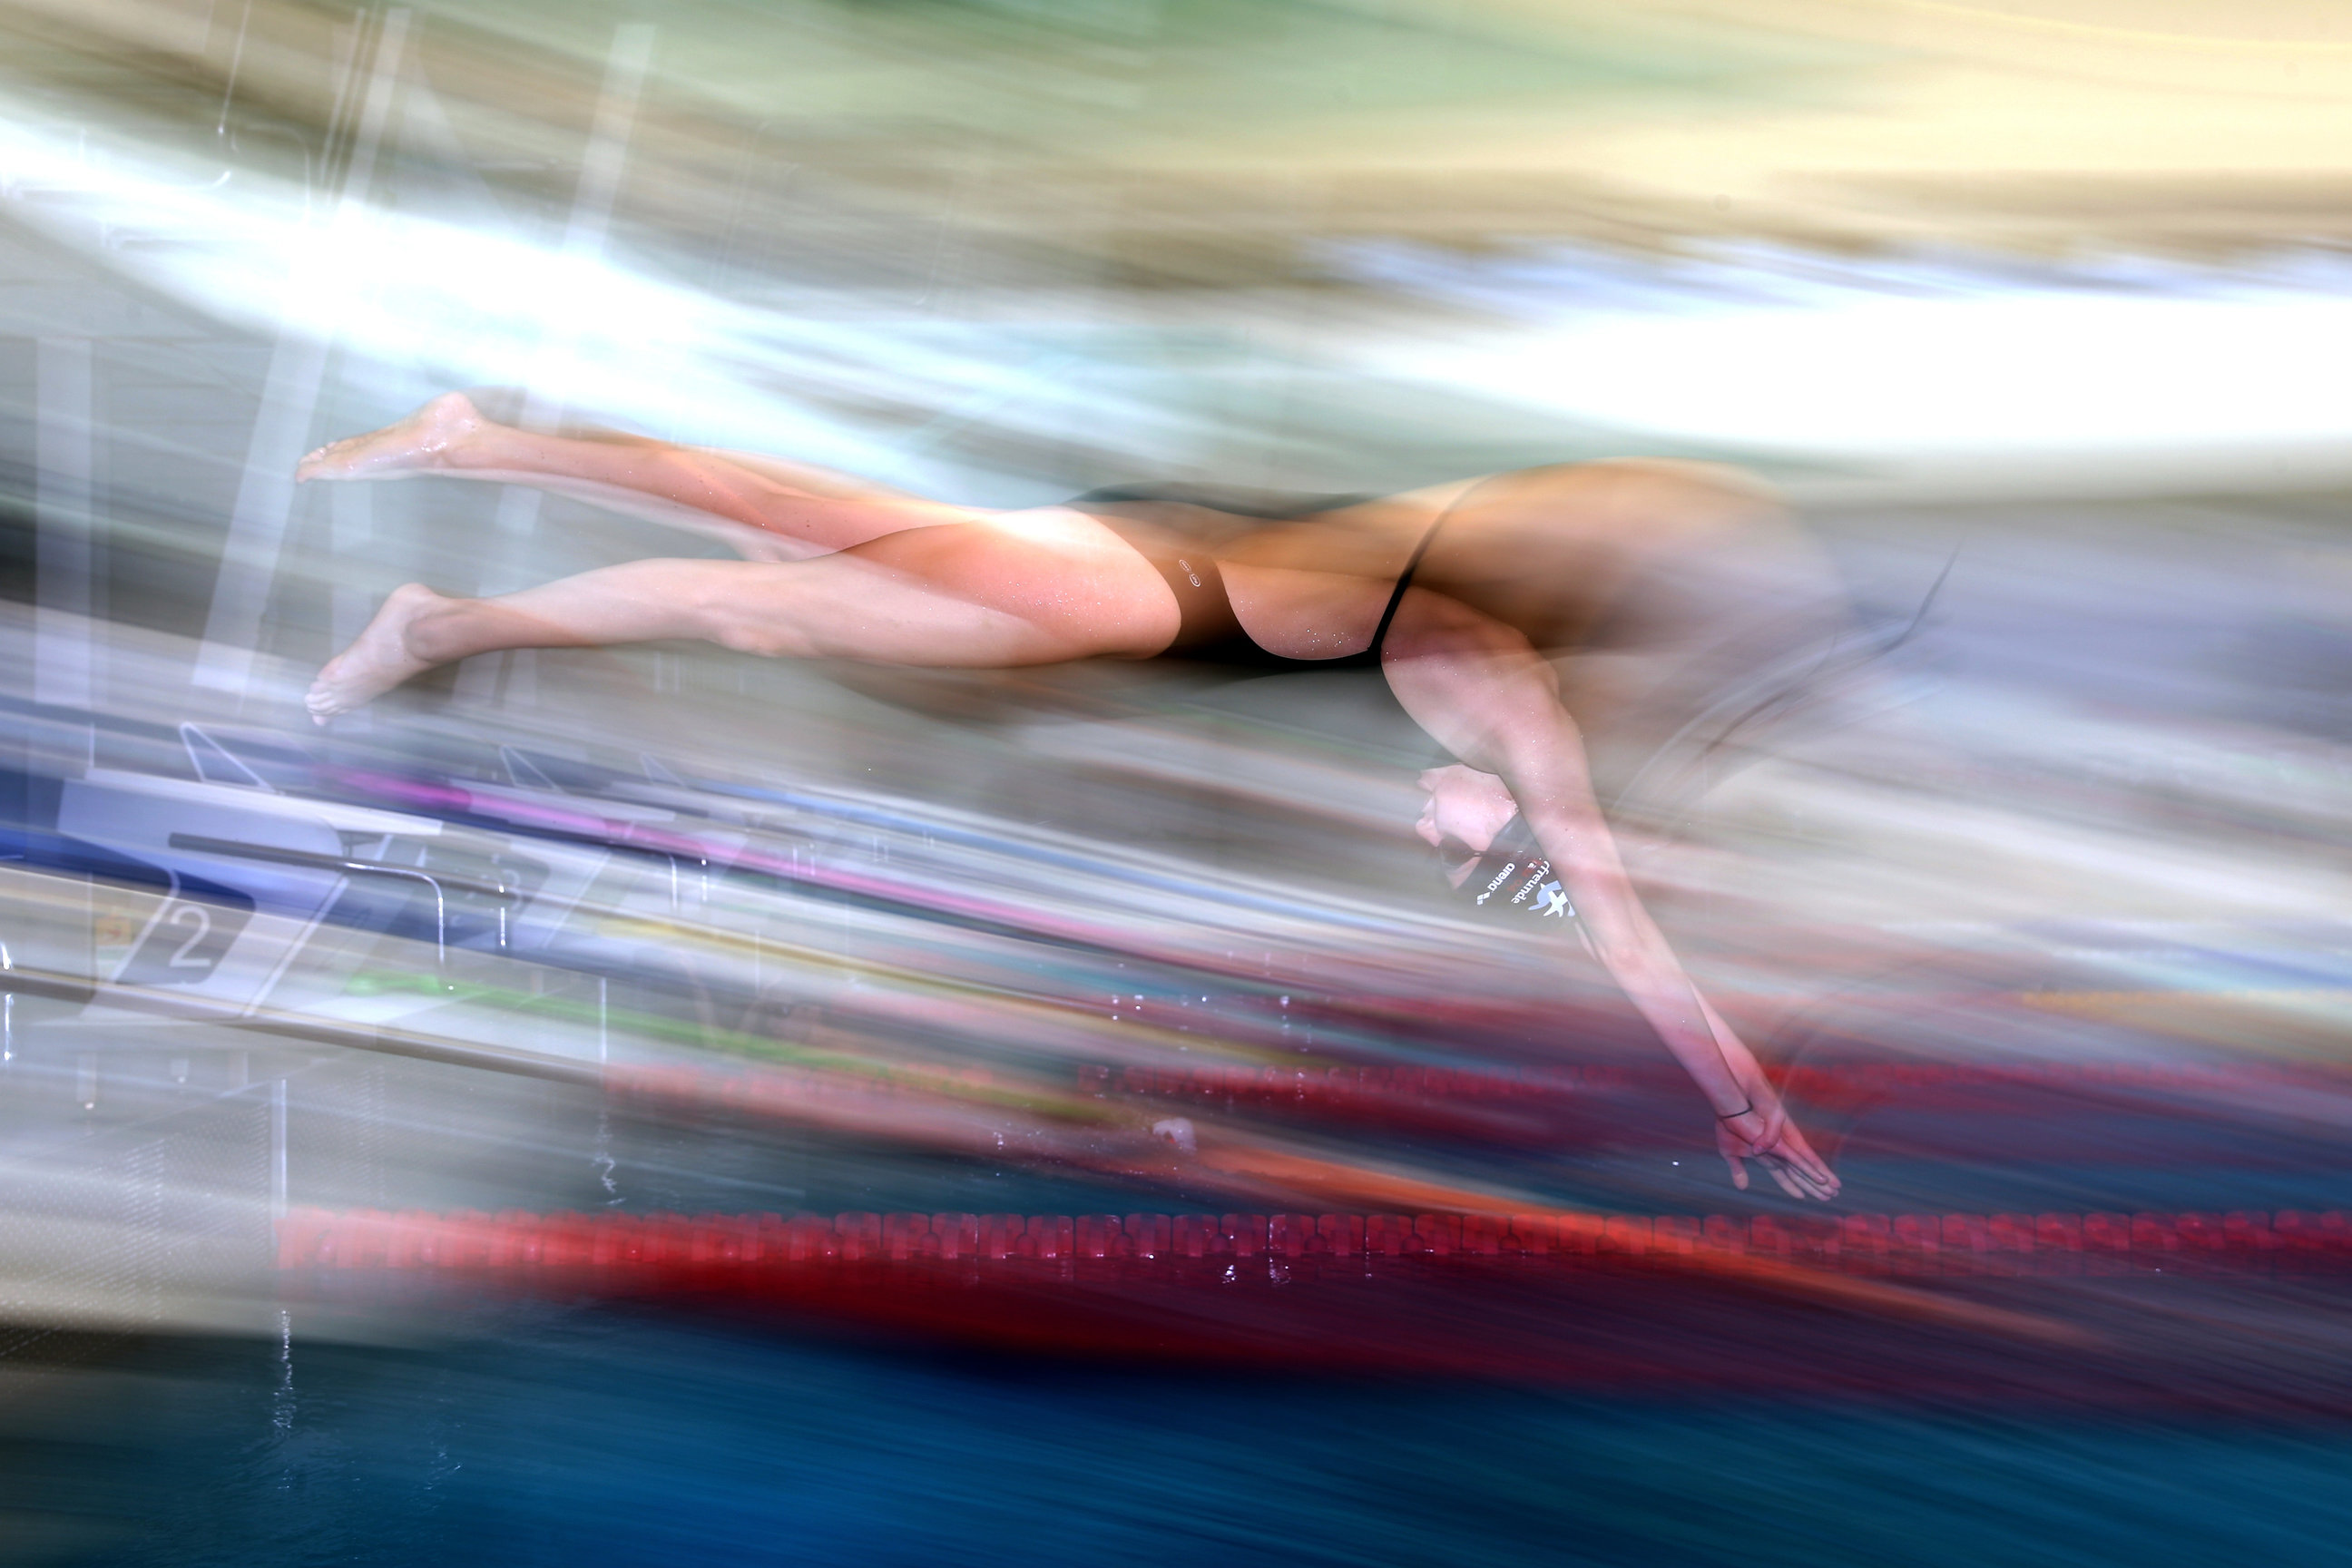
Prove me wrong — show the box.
[1080,1061,2351,1104]
[277,1206,2351,1279]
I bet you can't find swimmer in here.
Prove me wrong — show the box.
[299,390,1841,1200]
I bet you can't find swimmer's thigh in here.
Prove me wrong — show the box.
[693,508,1180,667]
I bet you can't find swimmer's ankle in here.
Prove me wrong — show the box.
[390,587,473,663]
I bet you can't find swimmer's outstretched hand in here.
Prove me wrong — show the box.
[1716,1105,1839,1201]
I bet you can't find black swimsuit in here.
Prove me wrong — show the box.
[1078,484,1586,929]
[1069,484,1446,671]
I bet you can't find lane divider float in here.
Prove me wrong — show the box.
[278,1206,2350,1279]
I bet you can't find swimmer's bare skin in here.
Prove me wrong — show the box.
[1416,763,1522,887]
[297,391,484,482]
[299,393,1843,1197]
[298,391,966,562]
[304,583,449,722]
[1413,762,1838,1201]
[296,393,804,564]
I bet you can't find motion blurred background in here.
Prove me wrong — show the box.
[2,2,2350,1564]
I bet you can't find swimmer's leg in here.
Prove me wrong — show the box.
[296,392,962,559]
[305,509,1178,720]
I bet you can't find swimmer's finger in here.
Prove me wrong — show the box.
[1787,1148,1837,1191]
[1788,1160,1840,1201]
[1765,1151,1828,1196]
[1766,1122,1840,1195]
[1753,1148,1831,1202]
[1724,1152,1749,1191]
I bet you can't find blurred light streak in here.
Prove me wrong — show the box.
[22,68,2352,505]
[0,98,1175,498]
[1342,243,2352,484]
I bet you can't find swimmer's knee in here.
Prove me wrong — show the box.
[702,609,795,659]
[685,575,799,658]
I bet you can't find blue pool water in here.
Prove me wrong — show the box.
[12,1302,2351,1568]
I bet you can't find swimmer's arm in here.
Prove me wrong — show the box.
[1381,602,1742,1097]
[1524,775,1837,1200]
[1382,595,1838,1196]
[1496,721,1761,1121]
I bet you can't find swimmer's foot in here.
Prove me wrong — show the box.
[305,583,449,723]
[297,392,489,483]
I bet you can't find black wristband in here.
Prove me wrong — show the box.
[1716,1101,1756,1120]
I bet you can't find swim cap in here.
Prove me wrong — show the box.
[1450,814,1575,923]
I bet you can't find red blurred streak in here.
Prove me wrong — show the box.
[278,1206,2346,1278]
[606,1062,2047,1337]
[271,1209,2352,1408]
[1090,1056,2352,1110]
[280,1204,2163,1347]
